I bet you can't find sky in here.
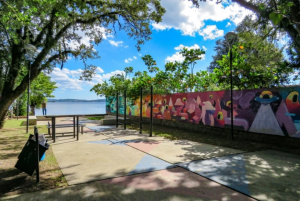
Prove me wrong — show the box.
[49,0,254,100]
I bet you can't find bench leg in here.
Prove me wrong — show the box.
[48,128,51,137]
[81,126,83,135]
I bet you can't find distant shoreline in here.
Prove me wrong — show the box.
[48,99,106,103]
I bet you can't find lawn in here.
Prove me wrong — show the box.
[86,116,104,120]
[0,119,67,197]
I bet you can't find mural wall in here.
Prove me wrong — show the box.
[106,86,300,138]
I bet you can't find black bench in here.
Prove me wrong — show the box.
[47,122,86,136]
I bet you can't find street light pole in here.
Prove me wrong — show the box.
[229,48,234,141]
[24,44,37,134]
[224,32,238,141]
[26,61,31,133]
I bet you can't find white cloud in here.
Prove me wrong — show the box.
[133,56,137,59]
[174,44,200,51]
[138,53,142,56]
[226,22,231,27]
[124,45,129,48]
[165,44,205,63]
[95,67,104,73]
[202,46,207,51]
[49,68,84,91]
[165,52,185,63]
[125,57,134,63]
[108,40,123,47]
[152,0,252,36]
[49,67,124,91]
[101,70,125,79]
[68,26,113,51]
[199,25,224,40]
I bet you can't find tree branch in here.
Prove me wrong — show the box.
[39,50,75,70]
[33,8,57,47]
[232,0,259,13]
[0,21,11,45]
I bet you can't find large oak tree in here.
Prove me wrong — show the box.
[0,0,165,128]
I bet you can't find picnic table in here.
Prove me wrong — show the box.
[44,114,107,143]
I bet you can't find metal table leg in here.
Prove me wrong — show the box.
[52,117,56,143]
[73,116,75,138]
[77,116,79,141]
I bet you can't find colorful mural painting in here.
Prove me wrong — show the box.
[106,86,300,138]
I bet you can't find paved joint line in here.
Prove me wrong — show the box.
[175,166,259,201]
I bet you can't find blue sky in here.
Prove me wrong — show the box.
[49,0,253,100]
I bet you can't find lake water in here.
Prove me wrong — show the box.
[35,102,106,116]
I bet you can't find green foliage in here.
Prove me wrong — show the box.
[209,16,293,89]
[180,47,205,91]
[13,72,57,116]
[86,116,104,120]
[269,13,283,25]
[30,72,57,108]
[124,66,133,79]
[191,0,300,67]
[141,55,159,73]
[0,0,166,128]
[91,48,207,99]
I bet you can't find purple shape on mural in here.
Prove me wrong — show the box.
[225,118,249,131]
[249,104,284,136]
[275,100,297,136]
[239,92,255,109]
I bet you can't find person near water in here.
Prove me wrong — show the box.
[42,100,47,115]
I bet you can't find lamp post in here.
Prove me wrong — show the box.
[115,73,124,128]
[24,44,37,133]
[224,32,238,141]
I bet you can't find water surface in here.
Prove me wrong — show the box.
[35,102,106,116]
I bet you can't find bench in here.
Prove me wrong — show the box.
[47,122,86,136]
[28,116,37,125]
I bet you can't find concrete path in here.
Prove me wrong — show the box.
[2,167,255,201]
[3,119,300,200]
[125,139,244,163]
[178,150,300,201]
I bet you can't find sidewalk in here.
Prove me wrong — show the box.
[2,121,300,201]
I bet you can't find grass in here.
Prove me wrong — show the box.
[0,119,68,197]
[86,116,104,120]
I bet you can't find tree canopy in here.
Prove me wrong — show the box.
[0,0,166,128]
[91,47,207,98]
[190,0,300,68]
[209,15,294,89]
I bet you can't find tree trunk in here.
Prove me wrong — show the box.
[0,96,14,128]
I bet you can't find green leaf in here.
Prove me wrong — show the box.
[269,13,283,25]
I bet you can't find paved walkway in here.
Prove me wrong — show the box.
[2,119,300,200]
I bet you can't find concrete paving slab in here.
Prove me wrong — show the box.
[86,125,115,132]
[177,150,300,201]
[126,140,244,164]
[52,140,174,185]
[2,168,255,201]
[111,135,167,143]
